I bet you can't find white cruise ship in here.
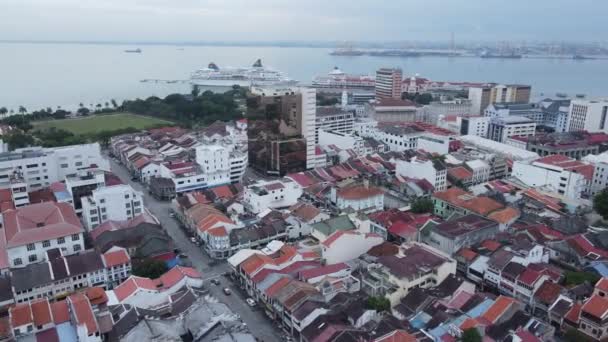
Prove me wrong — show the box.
[190,59,297,87]
[312,67,375,90]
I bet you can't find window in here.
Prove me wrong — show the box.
[71,234,80,241]
[126,210,131,215]
[124,194,130,199]
[102,215,107,221]
[75,162,83,167]
[133,201,140,207]
[91,217,98,222]
[125,203,131,208]
[90,209,97,215]
[99,199,105,204]
[73,244,81,252]
[26,243,36,251]
[101,207,106,213]
[28,255,37,262]
[60,163,68,168]
[57,237,65,244]
[13,258,22,266]
[42,240,50,248]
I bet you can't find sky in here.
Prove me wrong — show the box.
[1,0,607,43]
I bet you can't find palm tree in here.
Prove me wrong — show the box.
[0,107,7,115]
[111,99,118,108]
[18,106,27,115]
[79,102,84,108]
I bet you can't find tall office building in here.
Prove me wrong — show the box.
[469,84,532,115]
[247,86,316,176]
[567,99,608,133]
[375,68,403,100]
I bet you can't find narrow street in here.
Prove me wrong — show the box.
[108,157,282,342]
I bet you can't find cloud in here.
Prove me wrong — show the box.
[0,0,606,42]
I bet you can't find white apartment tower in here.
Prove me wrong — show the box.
[375,68,403,100]
[81,184,144,230]
[567,99,608,133]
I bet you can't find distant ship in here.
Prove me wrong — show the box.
[573,54,596,60]
[190,59,297,87]
[124,48,142,53]
[480,50,522,59]
[330,49,365,56]
[312,67,375,90]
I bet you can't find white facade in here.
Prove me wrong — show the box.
[8,233,85,269]
[302,88,318,170]
[376,128,423,152]
[488,117,536,143]
[243,179,303,214]
[395,157,447,191]
[318,130,365,155]
[417,133,451,155]
[315,108,354,142]
[0,143,108,191]
[140,162,160,183]
[331,187,385,212]
[567,99,608,133]
[195,145,231,184]
[583,152,608,196]
[468,86,492,115]
[512,160,588,200]
[158,162,208,193]
[353,118,379,138]
[81,184,144,230]
[465,159,491,185]
[322,231,384,264]
[457,116,490,137]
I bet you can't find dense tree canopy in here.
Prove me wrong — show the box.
[132,259,168,279]
[411,197,434,214]
[461,328,482,342]
[594,188,608,220]
[366,296,391,312]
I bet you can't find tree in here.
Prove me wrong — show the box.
[104,102,110,108]
[594,188,608,220]
[411,197,434,214]
[0,107,7,115]
[18,106,27,115]
[2,131,35,150]
[77,107,90,116]
[111,99,118,108]
[79,102,84,108]
[366,296,390,312]
[461,328,482,342]
[564,328,591,342]
[132,259,168,279]
[564,271,600,287]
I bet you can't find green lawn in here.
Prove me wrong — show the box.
[33,113,173,135]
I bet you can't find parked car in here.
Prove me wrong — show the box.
[246,298,256,307]
[211,279,220,286]
[190,237,197,244]
[223,288,231,295]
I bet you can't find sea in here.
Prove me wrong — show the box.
[1,42,607,112]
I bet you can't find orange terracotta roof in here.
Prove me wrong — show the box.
[433,187,469,204]
[85,287,108,306]
[322,230,357,247]
[241,254,272,276]
[481,296,515,324]
[433,188,504,216]
[596,278,608,293]
[211,185,234,199]
[582,294,608,319]
[458,248,478,262]
[69,293,98,335]
[488,207,520,224]
[10,303,32,327]
[337,185,384,200]
[460,318,479,331]
[448,167,473,181]
[102,249,130,268]
[207,226,228,237]
[50,301,70,324]
[374,329,417,342]
[564,303,582,324]
[30,299,52,327]
[265,277,291,297]
[481,240,502,252]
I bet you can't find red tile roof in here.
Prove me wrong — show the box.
[10,303,32,327]
[374,330,417,342]
[299,263,349,281]
[564,303,582,324]
[337,185,383,200]
[433,188,504,216]
[448,166,473,181]
[30,299,52,327]
[85,287,108,306]
[50,301,70,324]
[69,294,98,335]
[207,226,228,237]
[458,248,478,262]
[481,240,502,252]
[211,185,234,199]
[322,230,357,247]
[534,281,563,305]
[517,269,543,286]
[487,207,520,224]
[480,296,516,324]
[0,229,8,270]
[460,318,479,330]
[102,249,130,268]
[113,266,201,302]
[3,202,83,248]
[597,278,608,293]
[535,155,595,181]
[265,277,292,297]
[582,294,608,319]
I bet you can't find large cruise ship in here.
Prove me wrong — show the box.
[190,59,296,87]
[311,67,375,90]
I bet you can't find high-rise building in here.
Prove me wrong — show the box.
[468,84,532,115]
[247,86,317,176]
[375,68,403,100]
[567,99,608,133]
